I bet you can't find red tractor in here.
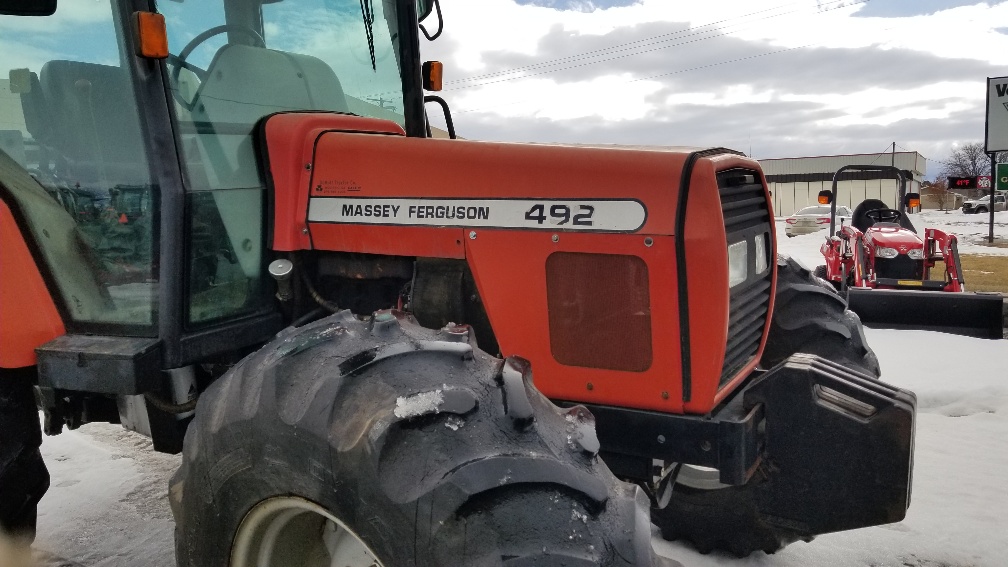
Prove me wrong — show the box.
[817,165,1003,338]
[1,1,916,564]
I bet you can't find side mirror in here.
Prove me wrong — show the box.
[904,192,920,209]
[416,0,433,20]
[818,189,833,205]
[0,0,55,16]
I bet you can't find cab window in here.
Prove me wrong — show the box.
[1,2,158,331]
[156,0,410,327]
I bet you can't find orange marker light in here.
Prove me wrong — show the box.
[135,12,169,59]
[422,61,443,91]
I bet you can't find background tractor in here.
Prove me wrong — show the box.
[1,1,916,564]
[817,165,1003,339]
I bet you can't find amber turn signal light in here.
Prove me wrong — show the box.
[423,61,443,91]
[903,192,921,209]
[135,12,169,59]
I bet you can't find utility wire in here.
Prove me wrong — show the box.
[627,42,811,83]
[443,0,869,91]
[444,0,812,85]
[867,142,898,166]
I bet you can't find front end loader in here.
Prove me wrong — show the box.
[1,0,916,564]
[817,165,1004,339]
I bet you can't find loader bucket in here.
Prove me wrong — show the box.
[847,287,1004,339]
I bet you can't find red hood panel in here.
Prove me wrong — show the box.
[866,226,923,249]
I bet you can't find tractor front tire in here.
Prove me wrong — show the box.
[651,255,881,556]
[761,255,879,376]
[0,368,49,543]
[172,311,654,567]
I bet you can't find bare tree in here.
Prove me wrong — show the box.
[941,142,990,178]
[922,179,954,211]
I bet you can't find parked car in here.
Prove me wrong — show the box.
[785,205,852,237]
[962,193,1007,214]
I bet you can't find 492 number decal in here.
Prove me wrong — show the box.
[524,203,595,226]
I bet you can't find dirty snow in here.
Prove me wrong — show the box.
[20,209,1008,566]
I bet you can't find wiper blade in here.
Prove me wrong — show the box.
[360,0,376,71]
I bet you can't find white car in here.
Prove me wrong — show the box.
[784,205,852,237]
[962,194,1006,214]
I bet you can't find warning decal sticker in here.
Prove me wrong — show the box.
[307,197,648,232]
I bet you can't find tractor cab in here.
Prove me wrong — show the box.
[0,0,431,444]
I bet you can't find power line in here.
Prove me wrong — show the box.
[867,142,897,166]
[443,0,869,91]
[444,0,808,85]
[627,42,810,83]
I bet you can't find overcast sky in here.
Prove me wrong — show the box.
[419,0,1008,176]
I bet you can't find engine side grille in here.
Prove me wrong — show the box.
[717,170,773,388]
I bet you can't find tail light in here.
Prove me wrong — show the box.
[816,217,830,224]
[785,218,796,224]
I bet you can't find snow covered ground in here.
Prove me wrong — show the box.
[22,209,1008,566]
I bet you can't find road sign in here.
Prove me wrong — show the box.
[987,76,1008,153]
[998,163,1008,191]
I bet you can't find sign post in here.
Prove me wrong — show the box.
[984,76,1008,243]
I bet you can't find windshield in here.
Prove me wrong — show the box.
[155,0,411,326]
[795,206,831,216]
[159,0,407,133]
[794,206,850,216]
[0,2,158,331]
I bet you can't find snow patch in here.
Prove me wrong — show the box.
[393,390,444,419]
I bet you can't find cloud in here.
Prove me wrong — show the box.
[852,0,997,18]
[446,22,998,96]
[515,0,641,11]
[421,0,1008,165]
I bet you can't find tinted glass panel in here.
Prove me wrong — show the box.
[0,3,158,331]
[157,0,409,326]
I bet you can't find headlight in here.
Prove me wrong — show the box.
[728,240,748,288]
[907,248,924,260]
[875,246,898,259]
[754,232,769,274]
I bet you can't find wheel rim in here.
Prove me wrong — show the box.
[231,496,382,567]
[675,464,728,491]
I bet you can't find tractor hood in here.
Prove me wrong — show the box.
[866,225,923,250]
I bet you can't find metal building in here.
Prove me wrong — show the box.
[760,151,926,217]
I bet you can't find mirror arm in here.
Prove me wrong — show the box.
[419,0,443,41]
[423,95,456,139]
